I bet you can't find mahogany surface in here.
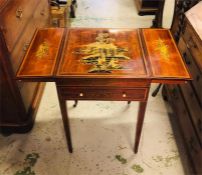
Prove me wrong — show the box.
[18,28,65,77]
[16,28,191,153]
[58,28,148,78]
[142,29,190,79]
[0,0,40,51]
[17,28,191,82]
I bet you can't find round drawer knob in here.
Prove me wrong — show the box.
[79,93,84,97]
[122,93,127,98]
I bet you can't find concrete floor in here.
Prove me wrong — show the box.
[0,0,185,175]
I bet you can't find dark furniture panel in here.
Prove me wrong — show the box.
[0,0,49,133]
[163,1,202,174]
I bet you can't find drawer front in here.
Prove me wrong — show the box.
[0,0,39,51]
[10,0,50,88]
[10,21,36,74]
[166,85,202,172]
[182,22,202,71]
[33,0,49,28]
[180,83,202,145]
[178,38,202,106]
[58,87,149,101]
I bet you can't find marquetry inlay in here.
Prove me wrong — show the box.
[75,33,131,73]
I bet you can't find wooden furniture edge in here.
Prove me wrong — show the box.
[0,82,45,134]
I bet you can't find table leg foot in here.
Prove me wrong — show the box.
[127,101,131,104]
[134,101,147,153]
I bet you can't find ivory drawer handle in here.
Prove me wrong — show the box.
[122,93,127,98]
[16,8,23,19]
[79,93,84,97]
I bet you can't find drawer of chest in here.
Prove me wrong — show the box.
[58,87,149,101]
[10,1,49,74]
[178,38,202,105]
[167,85,202,172]
[32,0,49,28]
[10,21,36,74]
[180,83,202,145]
[182,22,202,70]
[0,0,39,51]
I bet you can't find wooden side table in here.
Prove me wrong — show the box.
[55,79,151,153]
[16,28,191,153]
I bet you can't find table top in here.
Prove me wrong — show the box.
[17,28,191,83]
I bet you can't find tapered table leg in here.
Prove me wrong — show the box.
[56,86,73,153]
[134,101,148,153]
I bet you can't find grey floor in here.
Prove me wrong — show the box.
[0,0,186,175]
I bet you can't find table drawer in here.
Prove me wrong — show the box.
[58,87,149,101]
[182,21,202,71]
[0,0,39,51]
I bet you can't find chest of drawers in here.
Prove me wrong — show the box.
[163,2,202,174]
[0,0,50,133]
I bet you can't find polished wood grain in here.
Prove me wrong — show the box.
[0,0,40,51]
[57,28,148,78]
[17,28,191,82]
[58,87,149,101]
[142,29,190,80]
[0,0,50,133]
[17,28,65,78]
[16,27,192,153]
[56,78,150,87]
